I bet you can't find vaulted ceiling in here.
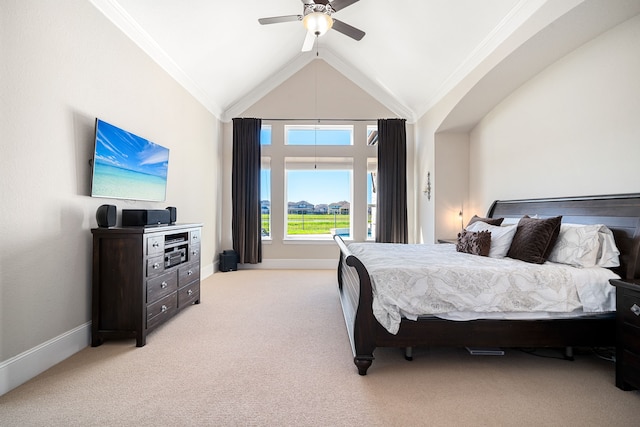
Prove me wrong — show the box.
[91,0,640,123]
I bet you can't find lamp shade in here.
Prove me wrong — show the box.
[303,12,333,36]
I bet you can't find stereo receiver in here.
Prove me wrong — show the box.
[164,247,186,268]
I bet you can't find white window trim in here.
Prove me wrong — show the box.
[261,121,377,243]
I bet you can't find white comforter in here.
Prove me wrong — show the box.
[347,242,619,334]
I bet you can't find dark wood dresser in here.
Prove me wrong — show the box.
[91,223,202,347]
[611,278,640,390]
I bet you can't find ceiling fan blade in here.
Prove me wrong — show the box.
[301,31,316,52]
[331,19,365,41]
[258,15,302,25]
[329,0,360,12]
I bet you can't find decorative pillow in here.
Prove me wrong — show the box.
[466,215,504,227]
[548,223,620,268]
[456,230,491,256]
[466,222,517,258]
[507,216,562,264]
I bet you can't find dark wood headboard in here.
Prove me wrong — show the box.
[486,193,640,281]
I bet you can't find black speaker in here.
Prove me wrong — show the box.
[96,204,116,228]
[219,250,238,272]
[122,209,170,226]
[166,206,177,224]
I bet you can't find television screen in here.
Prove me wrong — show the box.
[91,119,169,202]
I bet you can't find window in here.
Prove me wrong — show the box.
[260,122,376,242]
[367,125,378,240]
[261,157,271,238]
[285,157,352,239]
[286,125,352,145]
[260,125,271,145]
[367,157,377,241]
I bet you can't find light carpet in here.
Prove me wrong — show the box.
[1,269,639,426]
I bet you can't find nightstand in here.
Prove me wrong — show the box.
[610,278,640,390]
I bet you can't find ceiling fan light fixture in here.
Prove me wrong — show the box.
[303,12,333,36]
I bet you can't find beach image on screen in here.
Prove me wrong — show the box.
[91,120,169,201]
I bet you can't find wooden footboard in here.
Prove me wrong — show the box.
[333,193,640,375]
[334,235,376,375]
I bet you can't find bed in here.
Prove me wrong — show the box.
[334,194,640,375]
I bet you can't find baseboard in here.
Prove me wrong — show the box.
[202,261,214,279]
[0,263,214,397]
[0,322,91,397]
[239,259,335,270]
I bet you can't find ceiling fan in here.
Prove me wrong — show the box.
[258,0,365,52]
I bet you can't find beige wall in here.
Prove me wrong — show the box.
[415,7,640,243]
[469,14,640,215]
[434,133,470,239]
[222,59,415,266]
[1,0,221,364]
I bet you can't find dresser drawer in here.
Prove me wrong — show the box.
[621,325,640,355]
[147,292,177,329]
[189,244,201,263]
[147,271,178,304]
[147,255,164,277]
[178,263,200,287]
[178,281,200,307]
[618,289,640,328]
[147,235,164,256]
[190,229,201,246]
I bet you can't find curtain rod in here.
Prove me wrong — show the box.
[260,118,380,122]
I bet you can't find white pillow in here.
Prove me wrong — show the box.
[501,215,538,226]
[500,217,520,225]
[547,223,620,268]
[595,226,620,267]
[466,222,517,258]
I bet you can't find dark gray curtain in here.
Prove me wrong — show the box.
[232,118,262,264]
[376,118,408,243]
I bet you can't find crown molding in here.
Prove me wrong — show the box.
[318,48,416,123]
[222,46,417,123]
[89,0,224,118]
[92,0,429,124]
[413,0,548,120]
[221,52,316,122]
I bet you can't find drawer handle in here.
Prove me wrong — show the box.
[161,281,168,289]
[153,242,159,248]
[188,289,193,296]
[191,250,198,256]
[631,304,640,316]
[153,263,160,270]
[161,305,168,313]
[187,270,193,276]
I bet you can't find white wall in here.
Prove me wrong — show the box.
[469,14,640,214]
[221,59,415,267]
[0,0,221,393]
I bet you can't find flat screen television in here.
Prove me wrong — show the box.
[90,118,170,202]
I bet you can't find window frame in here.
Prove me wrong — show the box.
[260,121,376,243]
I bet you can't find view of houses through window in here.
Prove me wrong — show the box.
[260,123,377,240]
